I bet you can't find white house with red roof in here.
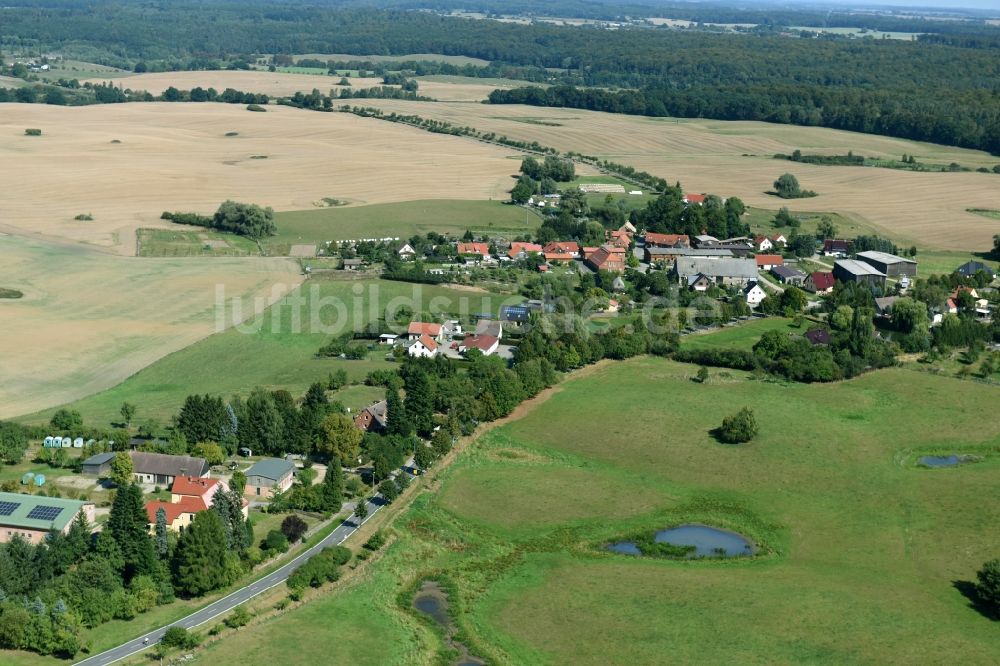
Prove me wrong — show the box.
[407,321,444,342]
[145,476,244,533]
[456,242,491,259]
[408,334,438,358]
[754,236,774,252]
[755,254,785,270]
[459,334,499,356]
[683,193,706,206]
[507,242,543,261]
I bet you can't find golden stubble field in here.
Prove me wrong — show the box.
[0,102,521,254]
[361,100,1000,251]
[0,234,302,419]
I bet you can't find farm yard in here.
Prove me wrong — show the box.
[216,355,1000,665]
[356,99,1000,252]
[0,103,519,254]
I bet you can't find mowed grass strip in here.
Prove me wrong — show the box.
[23,278,518,427]
[680,317,797,352]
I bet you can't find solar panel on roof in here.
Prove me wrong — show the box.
[26,505,63,521]
[0,501,20,516]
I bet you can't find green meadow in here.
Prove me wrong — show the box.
[267,200,539,254]
[680,317,797,352]
[21,277,518,427]
[212,353,1000,664]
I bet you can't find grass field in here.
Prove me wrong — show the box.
[136,228,261,257]
[268,200,538,252]
[355,99,1000,251]
[681,317,797,351]
[745,206,875,239]
[202,356,1000,664]
[0,234,300,420]
[0,103,518,254]
[19,277,521,426]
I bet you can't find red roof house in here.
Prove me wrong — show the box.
[543,241,581,254]
[808,271,836,293]
[644,232,690,248]
[457,242,491,258]
[683,193,706,205]
[407,321,443,341]
[585,245,627,273]
[507,242,543,260]
[755,254,784,269]
[459,334,499,356]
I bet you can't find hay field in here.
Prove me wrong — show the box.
[360,100,1000,251]
[0,103,520,254]
[81,70,383,96]
[415,75,542,102]
[0,234,300,419]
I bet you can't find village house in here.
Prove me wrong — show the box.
[754,236,774,252]
[744,282,768,307]
[693,234,719,248]
[245,458,297,499]
[755,254,785,271]
[683,193,706,206]
[407,321,444,342]
[771,265,806,286]
[585,245,627,273]
[644,246,733,265]
[475,319,503,339]
[456,242,491,259]
[507,242,543,261]
[607,230,632,249]
[144,476,244,533]
[543,241,581,255]
[407,334,438,358]
[341,258,366,271]
[397,243,417,259]
[822,239,850,258]
[806,271,836,294]
[688,273,713,291]
[128,452,209,486]
[354,400,388,433]
[459,334,500,356]
[956,260,996,280]
[874,296,899,318]
[544,251,577,264]
[0,493,95,545]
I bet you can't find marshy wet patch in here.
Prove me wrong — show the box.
[607,524,756,559]
[918,454,980,468]
[412,581,485,666]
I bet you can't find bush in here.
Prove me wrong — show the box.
[717,407,759,444]
[246,103,266,112]
[363,531,386,551]
[976,558,1000,616]
[24,128,41,136]
[223,606,250,629]
[287,548,343,590]
[161,626,198,650]
[262,529,289,554]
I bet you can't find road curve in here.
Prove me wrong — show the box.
[74,494,386,666]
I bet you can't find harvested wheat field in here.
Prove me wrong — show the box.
[0,102,519,254]
[415,75,542,102]
[0,233,301,419]
[363,100,1000,250]
[82,70,384,97]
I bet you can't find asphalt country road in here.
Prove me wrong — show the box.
[74,493,386,666]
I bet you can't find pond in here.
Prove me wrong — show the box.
[413,581,486,666]
[608,524,755,558]
[918,454,978,468]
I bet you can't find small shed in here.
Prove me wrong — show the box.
[21,472,34,485]
[73,437,84,448]
[43,436,55,448]
[238,447,253,457]
[60,437,72,448]
[34,474,45,487]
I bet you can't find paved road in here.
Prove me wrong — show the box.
[74,493,387,666]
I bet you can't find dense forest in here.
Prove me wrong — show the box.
[2,3,1000,151]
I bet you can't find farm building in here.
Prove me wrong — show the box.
[856,251,917,278]
[130,451,209,486]
[81,452,115,476]
[833,259,887,288]
[354,400,388,433]
[755,254,784,271]
[644,247,733,264]
[407,321,444,342]
[0,492,95,544]
[341,258,365,271]
[643,232,690,248]
[584,245,627,273]
[245,458,296,499]
[673,257,758,287]
[823,239,850,257]
[771,265,806,286]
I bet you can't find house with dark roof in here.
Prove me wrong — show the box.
[81,452,115,477]
[956,260,995,280]
[771,265,806,286]
[129,452,209,486]
[245,458,296,499]
[0,492,95,544]
[823,239,850,257]
[475,319,503,339]
[673,257,759,287]
[644,246,733,264]
[354,400,388,433]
